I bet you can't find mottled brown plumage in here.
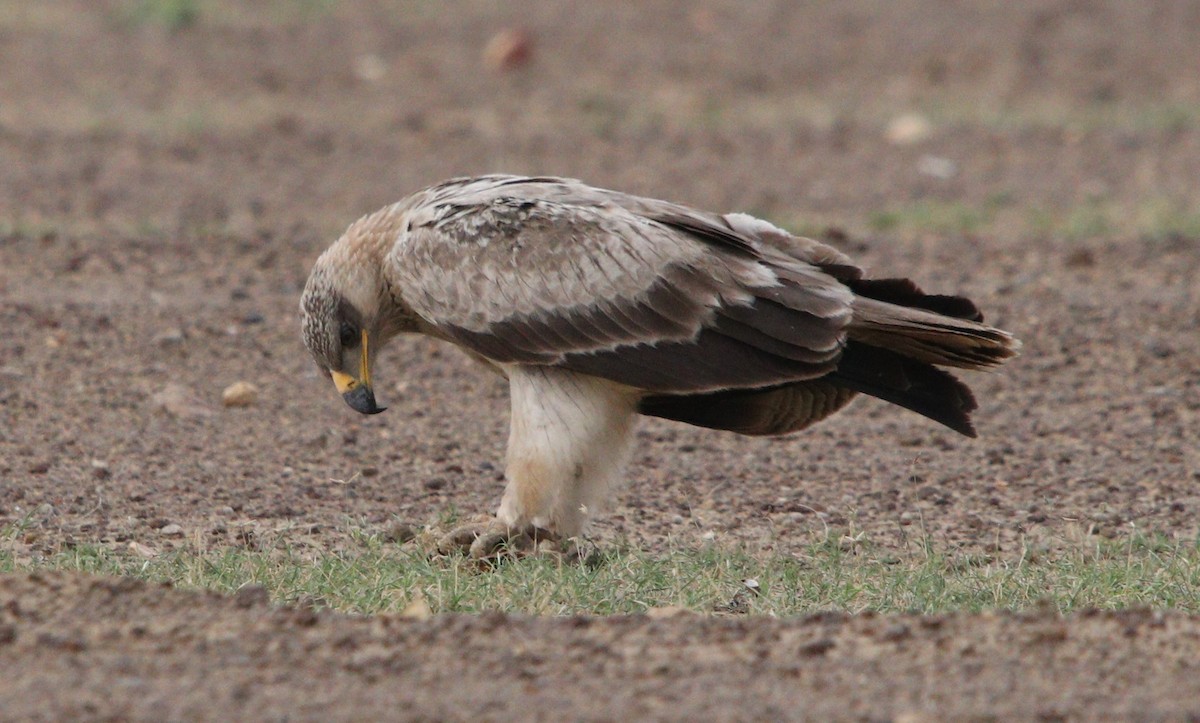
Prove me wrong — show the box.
[300,175,1019,555]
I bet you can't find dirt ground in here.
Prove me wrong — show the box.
[5,571,1200,721]
[1,0,1199,718]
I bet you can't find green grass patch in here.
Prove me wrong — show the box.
[124,0,202,31]
[119,0,334,31]
[855,197,1200,242]
[3,528,1199,616]
[868,200,995,236]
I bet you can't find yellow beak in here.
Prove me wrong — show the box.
[330,329,385,414]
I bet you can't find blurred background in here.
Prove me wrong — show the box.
[1,1,1197,556]
[3,0,1199,243]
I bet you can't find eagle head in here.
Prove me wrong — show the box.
[300,236,390,415]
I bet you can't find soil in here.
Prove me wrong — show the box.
[1,0,1199,718]
[4,572,1200,721]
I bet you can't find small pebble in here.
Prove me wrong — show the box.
[128,541,158,558]
[222,381,259,408]
[885,113,932,145]
[483,28,533,72]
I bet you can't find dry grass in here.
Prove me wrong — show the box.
[3,522,1198,616]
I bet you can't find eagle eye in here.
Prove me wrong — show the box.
[339,321,359,349]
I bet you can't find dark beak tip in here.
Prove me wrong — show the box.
[342,386,386,415]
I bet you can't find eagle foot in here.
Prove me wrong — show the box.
[436,519,561,560]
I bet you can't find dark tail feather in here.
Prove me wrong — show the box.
[847,277,983,321]
[828,342,979,437]
[636,275,1015,438]
[848,296,1020,370]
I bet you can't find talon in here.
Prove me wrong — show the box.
[468,527,534,559]
[435,520,566,560]
[435,519,533,559]
[436,523,489,556]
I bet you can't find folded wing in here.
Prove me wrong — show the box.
[388,176,854,395]
[386,175,1019,436]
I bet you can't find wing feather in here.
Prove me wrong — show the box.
[386,177,854,394]
[713,307,838,363]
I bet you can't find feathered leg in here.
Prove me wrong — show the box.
[439,367,638,558]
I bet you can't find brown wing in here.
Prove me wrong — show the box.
[386,176,854,395]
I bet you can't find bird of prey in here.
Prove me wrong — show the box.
[301,175,1019,557]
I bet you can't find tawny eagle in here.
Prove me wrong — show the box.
[301,175,1018,556]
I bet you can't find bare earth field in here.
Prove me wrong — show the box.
[1,0,1199,718]
[5,572,1200,721]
